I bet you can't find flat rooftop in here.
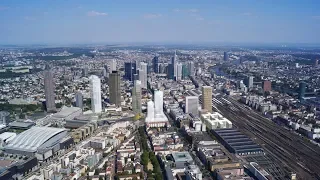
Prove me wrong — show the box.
[213,128,263,154]
[172,152,193,163]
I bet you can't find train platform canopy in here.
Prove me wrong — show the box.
[212,128,264,156]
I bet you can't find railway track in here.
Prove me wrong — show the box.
[213,98,320,179]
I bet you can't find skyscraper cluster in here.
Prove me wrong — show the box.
[90,75,102,113]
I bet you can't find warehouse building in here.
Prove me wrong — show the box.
[212,128,263,156]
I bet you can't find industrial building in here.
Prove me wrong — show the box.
[4,127,68,157]
[212,128,264,156]
[8,121,35,130]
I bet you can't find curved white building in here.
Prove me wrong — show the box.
[4,127,67,156]
[90,75,102,113]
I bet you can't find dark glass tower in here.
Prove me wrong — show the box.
[224,52,229,61]
[124,62,136,81]
[153,56,159,73]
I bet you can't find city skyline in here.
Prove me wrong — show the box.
[1,0,320,44]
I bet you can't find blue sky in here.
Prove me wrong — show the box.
[0,0,320,44]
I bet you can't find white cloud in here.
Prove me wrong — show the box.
[24,16,36,21]
[87,11,108,17]
[143,13,162,19]
[173,8,181,12]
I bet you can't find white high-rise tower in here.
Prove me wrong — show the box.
[90,75,102,113]
[154,90,163,116]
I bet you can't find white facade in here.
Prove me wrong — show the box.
[185,96,199,116]
[200,112,232,130]
[90,75,102,113]
[154,90,163,115]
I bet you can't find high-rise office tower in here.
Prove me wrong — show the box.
[153,56,159,73]
[124,62,136,81]
[44,67,56,112]
[188,61,195,77]
[136,60,141,69]
[154,90,164,116]
[75,92,83,109]
[262,81,272,92]
[82,67,88,77]
[90,75,102,113]
[139,62,148,88]
[315,59,319,67]
[159,63,165,74]
[182,64,190,80]
[133,73,139,82]
[132,80,142,115]
[111,59,117,71]
[176,63,183,81]
[185,96,199,116]
[168,64,175,80]
[138,69,144,88]
[109,71,121,106]
[202,86,212,113]
[299,81,306,101]
[224,52,229,61]
[171,51,178,78]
